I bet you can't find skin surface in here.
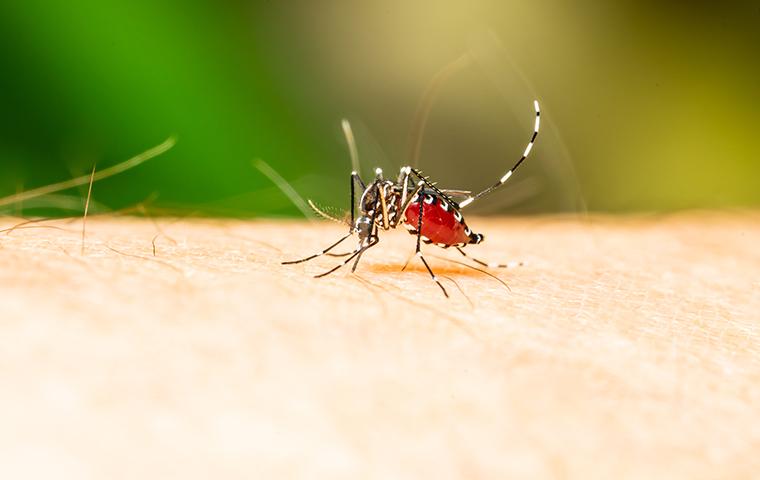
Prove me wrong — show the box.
[0,213,758,479]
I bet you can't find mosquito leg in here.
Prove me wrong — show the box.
[457,100,541,209]
[411,196,448,297]
[342,119,365,224]
[315,247,362,277]
[351,236,379,273]
[390,167,412,228]
[282,232,353,265]
[284,168,362,265]
[394,180,424,229]
[418,254,448,297]
[409,169,452,202]
[350,171,364,226]
[455,246,523,269]
[351,250,366,272]
[401,249,416,271]
[377,183,390,230]
[319,201,380,276]
[315,237,379,278]
[351,205,381,273]
[351,220,378,273]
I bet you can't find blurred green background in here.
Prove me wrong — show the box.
[1,1,758,217]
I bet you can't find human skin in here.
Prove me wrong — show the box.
[0,213,758,479]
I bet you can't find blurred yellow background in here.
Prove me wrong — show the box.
[0,1,757,216]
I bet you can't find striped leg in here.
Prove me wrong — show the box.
[316,198,381,276]
[351,217,380,273]
[315,237,379,278]
[390,167,413,228]
[349,171,364,225]
[283,171,362,265]
[458,100,541,209]
[455,246,523,269]
[410,195,449,297]
[282,232,353,265]
[394,179,424,229]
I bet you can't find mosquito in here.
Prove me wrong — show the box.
[283,100,540,297]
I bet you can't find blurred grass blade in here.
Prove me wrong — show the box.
[0,136,176,209]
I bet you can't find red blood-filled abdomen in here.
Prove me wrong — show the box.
[404,196,470,246]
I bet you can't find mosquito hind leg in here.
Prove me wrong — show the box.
[408,197,449,297]
[455,246,523,269]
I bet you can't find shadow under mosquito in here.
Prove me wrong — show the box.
[361,261,501,277]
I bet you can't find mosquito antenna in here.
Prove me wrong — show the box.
[341,119,361,175]
[407,54,471,168]
[458,100,540,209]
[252,158,314,219]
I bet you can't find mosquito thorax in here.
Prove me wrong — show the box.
[360,180,396,214]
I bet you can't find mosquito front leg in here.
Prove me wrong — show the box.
[350,171,364,227]
[350,235,379,273]
[283,170,363,265]
[391,166,412,227]
[315,237,379,278]
[282,232,354,265]
[393,180,424,229]
[377,183,390,230]
[318,198,381,276]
